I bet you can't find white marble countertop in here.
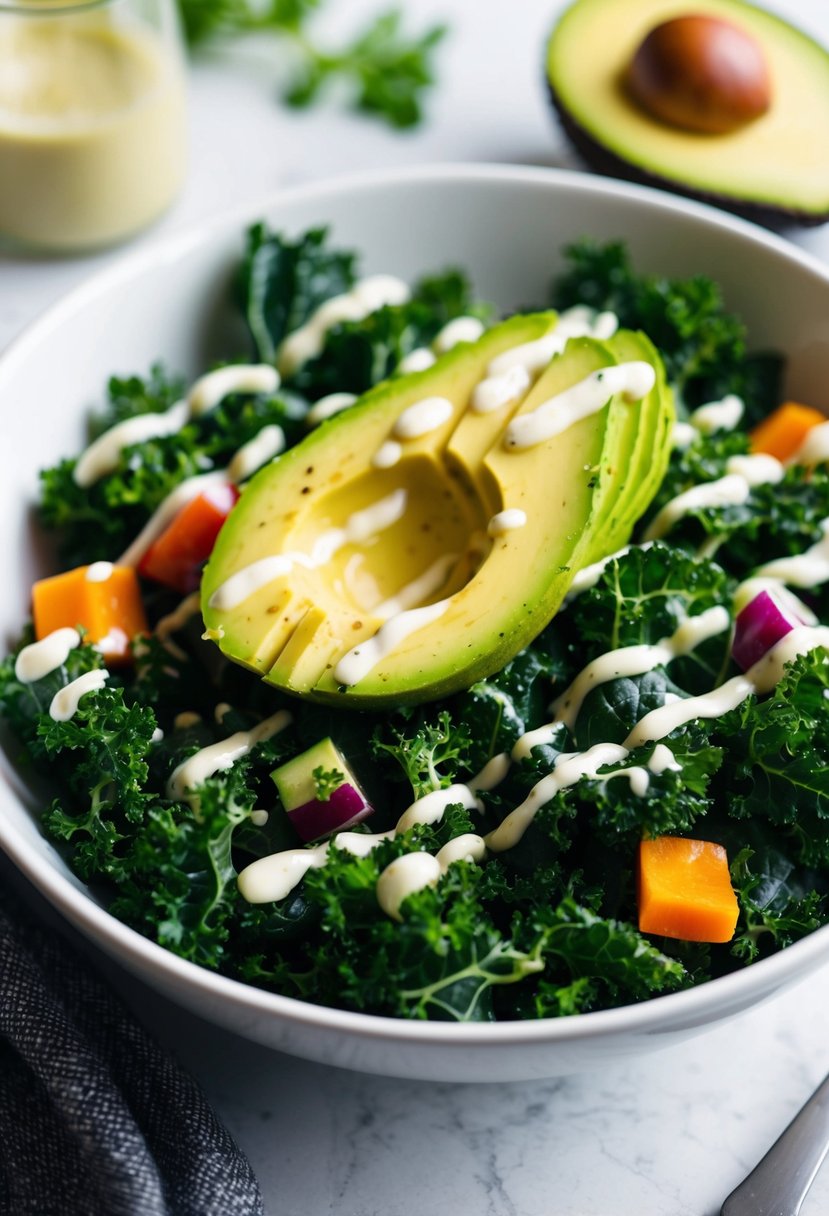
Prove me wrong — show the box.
[4,1,829,1212]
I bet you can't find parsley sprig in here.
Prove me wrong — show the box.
[176,0,447,129]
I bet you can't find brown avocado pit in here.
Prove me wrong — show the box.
[626,14,772,135]
[546,0,829,227]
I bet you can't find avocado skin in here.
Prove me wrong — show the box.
[545,0,829,230]
[548,77,829,230]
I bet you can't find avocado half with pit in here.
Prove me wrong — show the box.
[201,315,673,707]
[547,0,829,226]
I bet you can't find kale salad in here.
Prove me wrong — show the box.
[3,226,829,1024]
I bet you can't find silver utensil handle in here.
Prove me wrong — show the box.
[722,1072,829,1216]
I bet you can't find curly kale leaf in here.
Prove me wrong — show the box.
[550,239,783,415]
[730,845,825,963]
[39,365,304,567]
[240,223,356,363]
[287,270,492,400]
[563,543,734,693]
[531,897,686,1006]
[642,462,829,586]
[297,852,543,1021]
[576,733,723,842]
[713,649,829,864]
[111,765,256,969]
[372,708,473,800]
[643,427,750,528]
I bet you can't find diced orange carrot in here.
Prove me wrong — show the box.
[638,836,739,944]
[32,563,148,666]
[138,483,239,594]
[750,402,826,463]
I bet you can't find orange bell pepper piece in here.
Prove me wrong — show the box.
[750,401,826,463]
[32,563,148,666]
[638,835,739,943]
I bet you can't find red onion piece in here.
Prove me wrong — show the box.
[732,589,802,671]
[287,782,374,843]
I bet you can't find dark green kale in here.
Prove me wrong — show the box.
[643,463,829,589]
[730,843,826,963]
[285,270,492,400]
[551,239,783,418]
[714,649,829,865]
[240,224,356,364]
[39,364,305,568]
[561,544,734,693]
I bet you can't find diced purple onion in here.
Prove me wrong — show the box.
[287,782,374,843]
[732,589,803,672]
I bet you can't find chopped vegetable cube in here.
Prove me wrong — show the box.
[750,401,826,463]
[638,836,739,943]
[272,737,374,842]
[732,588,803,671]
[139,482,239,594]
[32,563,148,665]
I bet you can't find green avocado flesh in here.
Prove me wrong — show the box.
[201,316,674,706]
[547,0,829,223]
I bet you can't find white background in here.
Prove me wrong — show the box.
[3,1,829,1212]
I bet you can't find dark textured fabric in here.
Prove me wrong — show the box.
[0,897,264,1216]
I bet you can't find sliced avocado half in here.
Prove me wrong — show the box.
[201,316,673,707]
[547,0,829,226]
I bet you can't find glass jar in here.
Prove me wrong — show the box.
[0,0,188,251]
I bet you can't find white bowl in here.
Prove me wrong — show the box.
[3,164,829,1083]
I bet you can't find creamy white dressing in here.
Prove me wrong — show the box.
[167,709,292,800]
[791,420,829,467]
[239,782,479,904]
[487,508,527,537]
[278,276,410,377]
[95,627,129,659]
[468,752,511,792]
[471,364,531,415]
[486,743,629,852]
[566,542,652,598]
[226,425,285,483]
[648,743,683,775]
[433,316,485,353]
[398,348,437,375]
[305,392,358,427]
[548,605,730,732]
[643,453,784,542]
[49,669,108,722]
[373,553,457,620]
[672,421,698,450]
[495,623,829,850]
[754,519,829,588]
[733,576,818,626]
[250,809,269,828]
[689,394,744,435]
[627,625,829,748]
[85,561,115,583]
[155,592,202,641]
[486,306,619,379]
[377,833,487,920]
[15,627,81,684]
[334,598,451,687]
[392,396,454,440]
[74,365,278,487]
[189,365,280,416]
[208,488,408,611]
[504,362,655,451]
[371,440,402,470]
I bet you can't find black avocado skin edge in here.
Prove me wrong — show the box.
[547,79,829,233]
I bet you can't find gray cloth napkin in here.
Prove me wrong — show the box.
[0,895,264,1216]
